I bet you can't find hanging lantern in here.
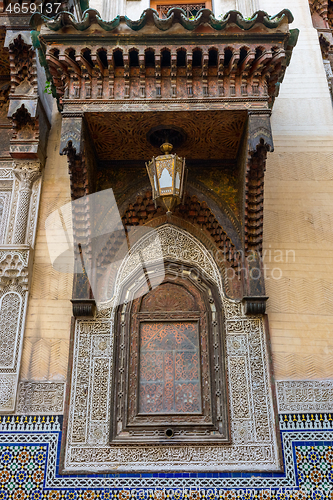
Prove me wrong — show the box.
[146,142,186,213]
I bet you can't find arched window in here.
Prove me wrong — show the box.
[150,1,212,19]
[110,262,229,445]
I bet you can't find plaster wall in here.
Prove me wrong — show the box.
[19,105,72,384]
[260,0,333,380]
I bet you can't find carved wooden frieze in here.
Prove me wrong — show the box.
[31,8,298,112]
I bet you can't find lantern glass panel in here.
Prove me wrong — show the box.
[159,166,173,190]
[175,171,180,190]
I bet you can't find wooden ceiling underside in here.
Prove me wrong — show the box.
[86,110,247,162]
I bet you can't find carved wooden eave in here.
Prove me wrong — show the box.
[309,0,329,22]
[31,7,298,111]
[30,8,298,315]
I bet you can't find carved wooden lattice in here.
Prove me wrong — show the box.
[139,321,201,414]
[156,3,205,18]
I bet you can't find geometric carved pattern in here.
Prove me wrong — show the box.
[86,111,246,161]
[0,374,16,409]
[8,34,37,93]
[5,178,19,245]
[64,225,279,472]
[0,190,12,244]
[0,163,42,414]
[0,292,21,367]
[0,248,30,411]
[0,249,30,291]
[12,161,41,245]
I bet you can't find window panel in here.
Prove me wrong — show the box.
[156,3,206,18]
[110,264,230,445]
[139,321,201,414]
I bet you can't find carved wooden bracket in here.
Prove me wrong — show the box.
[243,296,268,315]
[60,114,96,314]
[243,112,273,307]
[31,9,297,111]
[71,298,96,318]
[245,112,273,255]
[309,0,329,22]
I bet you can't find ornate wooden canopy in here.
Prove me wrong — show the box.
[32,8,297,111]
[29,7,298,313]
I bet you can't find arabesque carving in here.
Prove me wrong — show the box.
[119,191,240,269]
[0,248,30,291]
[0,247,30,412]
[63,225,280,472]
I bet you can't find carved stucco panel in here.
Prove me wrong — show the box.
[64,225,280,471]
[0,190,12,244]
[0,292,22,368]
[26,176,42,247]
[276,380,333,413]
[0,373,17,411]
[6,178,19,245]
[0,249,30,412]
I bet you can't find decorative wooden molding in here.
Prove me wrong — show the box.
[243,296,268,315]
[111,267,230,445]
[60,115,96,306]
[32,8,298,311]
[31,8,297,112]
[244,113,273,256]
[71,299,96,318]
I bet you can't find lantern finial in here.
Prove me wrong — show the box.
[160,142,173,155]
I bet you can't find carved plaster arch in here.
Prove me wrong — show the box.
[105,224,243,322]
[143,216,242,298]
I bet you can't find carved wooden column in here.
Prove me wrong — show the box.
[60,114,96,317]
[243,112,273,315]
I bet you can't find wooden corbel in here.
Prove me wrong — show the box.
[60,113,96,317]
[243,112,273,314]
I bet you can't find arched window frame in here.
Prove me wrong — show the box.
[110,260,230,445]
